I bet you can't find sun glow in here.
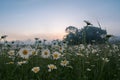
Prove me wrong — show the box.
[5,32,67,41]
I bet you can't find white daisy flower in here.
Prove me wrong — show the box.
[92,49,97,53]
[17,61,27,66]
[60,60,69,67]
[76,53,84,57]
[8,50,15,56]
[52,51,61,60]
[30,49,38,56]
[86,68,91,71]
[59,46,64,52]
[18,48,32,59]
[80,44,85,50]
[41,49,50,58]
[48,64,57,72]
[102,58,110,62]
[31,67,40,73]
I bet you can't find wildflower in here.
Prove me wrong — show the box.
[80,44,85,50]
[8,50,15,56]
[17,61,27,66]
[37,45,43,50]
[96,53,99,56]
[102,58,110,62]
[31,67,40,73]
[74,45,79,49]
[76,53,84,57]
[92,49,97,53]
[34,38,39,41]
[48,64,57,72]
[52,40,58,46]
[31,49,38,56]
[1,35,7,39]
[59,46,64,52]
[113,44,118,49]
[87,44,91,49]
[52,41,59,49]
[18,48,32,59]
[113,44,119,51]
[52,51,61,60]
[60,60,69,67]
[86,68,91,71]
[41,49,50,58]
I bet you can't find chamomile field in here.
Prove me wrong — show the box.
[1,0,120,80]
[0,40,120,80]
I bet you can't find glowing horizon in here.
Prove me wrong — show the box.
[3,32,67,41]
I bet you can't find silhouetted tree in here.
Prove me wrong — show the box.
[63,21,108,45]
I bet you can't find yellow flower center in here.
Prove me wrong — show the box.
[62,61,67,64]
[44,51,48,55]
[60,47,62,50]
[50,65,54,69]
[49,65,56,69]
[53,54,58,58]
[9,62,14,64]
[34,68,39,72]
[10,52,14,55]
[32,67,40,73]
[22,50,28,55]
[32,51,36,55]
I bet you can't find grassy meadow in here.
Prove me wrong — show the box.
[0,40,120,80]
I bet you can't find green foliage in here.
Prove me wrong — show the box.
[64,25,107,45]
[0,42,120,80]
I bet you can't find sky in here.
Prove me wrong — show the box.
[0,0,120,41]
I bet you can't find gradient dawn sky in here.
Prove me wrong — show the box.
[0,0,120,41]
